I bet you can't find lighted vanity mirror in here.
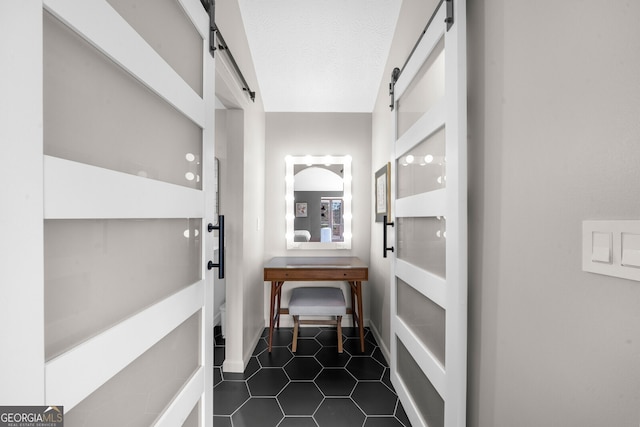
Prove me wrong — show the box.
[286,155,352,250]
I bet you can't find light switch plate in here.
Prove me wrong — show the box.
[621,233,640,268]
[583,220,640,282]
[591,232,612,263]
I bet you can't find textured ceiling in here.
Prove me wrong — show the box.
[238,0,402,112]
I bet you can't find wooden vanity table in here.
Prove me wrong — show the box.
[264,256,368,352]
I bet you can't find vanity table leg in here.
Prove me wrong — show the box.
[268,281,283,352]
[349,284,357,331]
[276,283,282,328]
[348,281,366,353]
[354,281,365,352]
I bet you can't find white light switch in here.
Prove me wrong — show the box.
[621,233,640,268]
[583,220,640,282]
[591,232,612,263]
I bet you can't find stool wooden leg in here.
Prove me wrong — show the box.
[292,315,300,352]
[337,316,343,353]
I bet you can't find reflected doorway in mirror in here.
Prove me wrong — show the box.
[285,155,352,250]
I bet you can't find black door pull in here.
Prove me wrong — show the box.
[383,215,395,258]
[207,215,225,279]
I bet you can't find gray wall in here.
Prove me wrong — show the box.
[371,0,640,425]
[264,112,372,324]
[467,1,640,425]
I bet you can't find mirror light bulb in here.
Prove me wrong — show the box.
[405,154,415,164]
[424,154,434,164]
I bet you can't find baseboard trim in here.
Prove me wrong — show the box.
[368,321,391,366]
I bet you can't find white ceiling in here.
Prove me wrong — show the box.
[237,0,402,113]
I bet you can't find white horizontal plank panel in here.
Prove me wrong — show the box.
[44,156,204,219]
[396,188,446,218]
[395,100,445,158]
[44,0,205,127]
[177,0,208,40]
[46,281,205,411]
[394,5,446,100]
[153,368,204,427]
[396,318,446,399]
[396,259,446,309]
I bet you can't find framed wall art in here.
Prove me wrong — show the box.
[295,202,308,217]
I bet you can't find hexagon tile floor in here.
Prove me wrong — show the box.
[214,326,412,427]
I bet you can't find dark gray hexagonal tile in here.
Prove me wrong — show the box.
[340,327,362,338]
[346,357,385,380]
[395,401,411,426]
[247,368,289,396]
[352,382,398,415]
[214,367,222,386]
[253,338,268,356]
[214,335,226,347]
[382,368,393,391]
[284,357,322,380]
[278,382,324,415]
[231,398,283,427]
[315,329,342,347]
[278,417,318,427]
[366,332,379,347]
[372,347,389,367]
[297,326,321,337]
[292,338,321,356]
[223,357,260,381]
[315,347,351,368]
[364,417,405,427]
[343,337,376,356]
[258,346,293,367]
[270,329,294,347]
[213,416,232,427]
[214,346,225,366]
[315,368,357,396]
[214,325,224,342]
[314,398,365,427]
[213,381,249,415]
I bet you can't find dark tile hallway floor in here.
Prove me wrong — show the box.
[214,326,411,427]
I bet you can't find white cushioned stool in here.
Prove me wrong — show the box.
[289,287,346,353]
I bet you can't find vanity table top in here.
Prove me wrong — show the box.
[265,256,367,269]
[264,257,368,281]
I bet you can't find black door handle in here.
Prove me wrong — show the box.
[383,215,395,258]
[207,215,225,279]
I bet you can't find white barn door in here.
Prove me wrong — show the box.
[1,0,216,425]
[390,1,467,426]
